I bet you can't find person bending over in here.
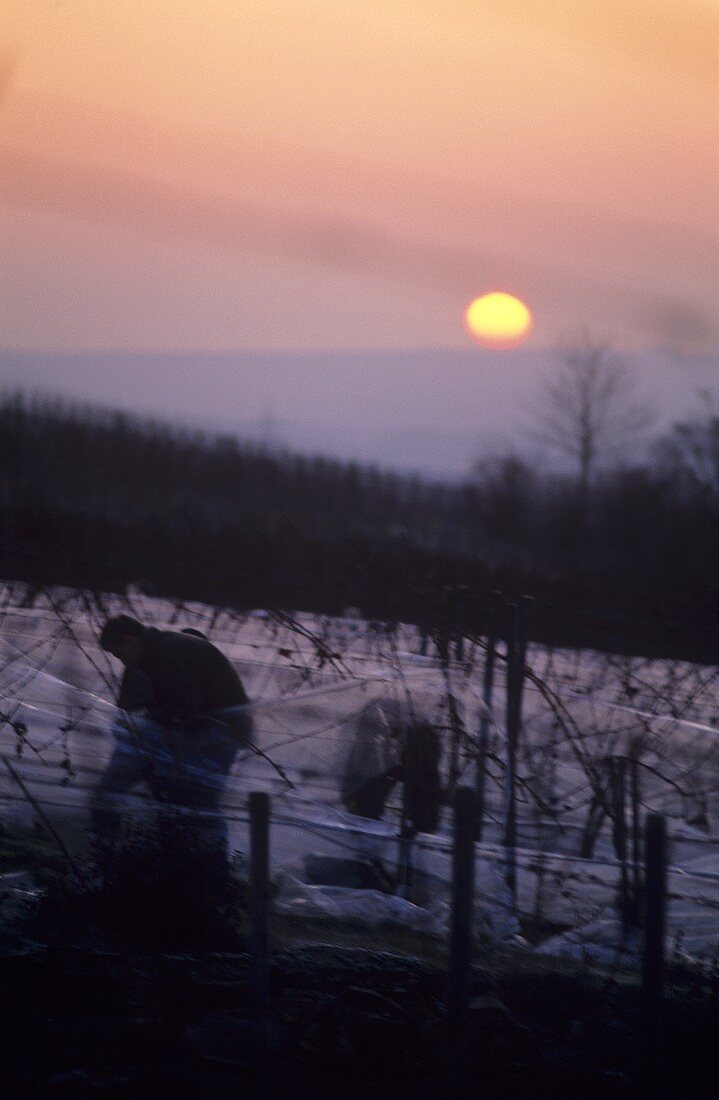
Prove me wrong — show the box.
[95,614,253,866]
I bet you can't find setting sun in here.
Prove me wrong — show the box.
[464,292,534,349]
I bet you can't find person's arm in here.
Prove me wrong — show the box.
[91,722,148,838]
[117,666,154,712]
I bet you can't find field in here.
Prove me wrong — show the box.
[2,582,719,1094]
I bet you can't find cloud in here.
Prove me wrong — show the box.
[643,297,719,354]
[1,128,716,350]
[0,141,643,307]
[0,144,518,290]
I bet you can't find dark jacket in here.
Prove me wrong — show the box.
[136,628,248,732]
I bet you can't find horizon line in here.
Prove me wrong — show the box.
[1,342,712,359]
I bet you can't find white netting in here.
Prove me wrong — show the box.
[1,582,719,964]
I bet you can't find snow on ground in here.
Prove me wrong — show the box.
[1,582,719,965]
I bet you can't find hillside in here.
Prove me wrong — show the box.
[3,392,719,660]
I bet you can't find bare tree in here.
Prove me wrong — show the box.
[531,332,654,506]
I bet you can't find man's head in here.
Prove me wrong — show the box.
[99,615,146,666]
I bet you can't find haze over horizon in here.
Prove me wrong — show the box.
[2,343,715,480]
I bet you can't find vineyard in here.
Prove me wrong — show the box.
[2,581,719,968]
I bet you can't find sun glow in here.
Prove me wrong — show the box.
[464,292,534,349]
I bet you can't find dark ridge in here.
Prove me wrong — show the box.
[2,390,719,662]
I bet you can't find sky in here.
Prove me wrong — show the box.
[1,0,717,353]
[0,2,717,474]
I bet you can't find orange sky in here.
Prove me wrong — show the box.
[1,0,717,351]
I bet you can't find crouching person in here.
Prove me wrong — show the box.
[341,699,442,835]
[94,615,253,878]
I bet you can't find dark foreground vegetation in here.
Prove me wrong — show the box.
[0,820,717,1099]
[3,390,719,660]
[3,942,719,1098]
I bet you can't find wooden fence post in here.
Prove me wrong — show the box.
[503,596,531,906]
[448,786,476,1094]
[641,813,667,1099]
[249,791,271,1030]
[611,757,630,927]
[631,754,643,925]
[475,590,501,842]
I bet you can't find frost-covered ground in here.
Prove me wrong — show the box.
[1,581,719,967]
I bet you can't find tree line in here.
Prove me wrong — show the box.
[2,386,719,661]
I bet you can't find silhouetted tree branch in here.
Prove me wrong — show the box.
[530,332,655,508]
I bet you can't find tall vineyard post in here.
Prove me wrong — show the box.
[640,813,667,1099]
[609,750,644,929]
[631,752,643,927]
[611,756,637,929]
[475,589,501,842]
[442,585,462,790]
[502,596,531,908]
[447,786,476,1096]
[250,791,271,1053]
